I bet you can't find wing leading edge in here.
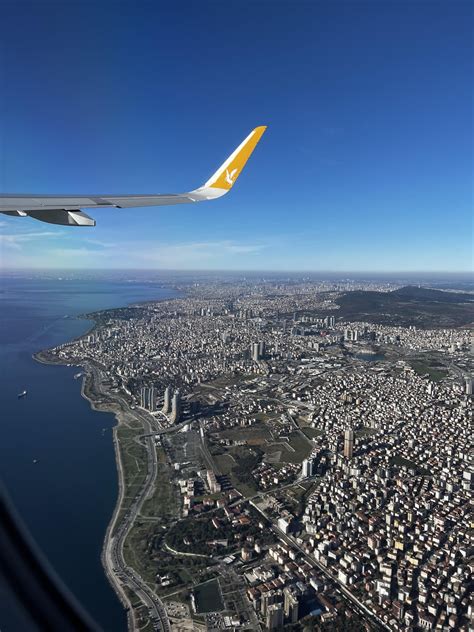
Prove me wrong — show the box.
[0,126,267,226]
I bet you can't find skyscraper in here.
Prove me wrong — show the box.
[162,386,172,414]
[251,342,260,362]
[284,588,299,623]
[170,389,182,423]
[266,603,284,630]
[344,429,354,459]
[301,458,315,478]
[465,377,473,395]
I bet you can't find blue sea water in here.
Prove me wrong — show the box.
[0,273,179,631]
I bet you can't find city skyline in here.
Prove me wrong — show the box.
[1,0,472,272]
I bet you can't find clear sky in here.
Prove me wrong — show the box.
[0,0,472,272]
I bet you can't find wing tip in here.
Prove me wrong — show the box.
[204,125,267,191]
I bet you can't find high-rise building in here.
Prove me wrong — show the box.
[261,590,277,616]
[170,389,182,423]
[251,342,261,362]
[344,429,354,459]
[465,377,473,395]
[266,603,284,630]
[284,588,299,623]
[258,340,265,359]
[206,470,221,493]
[301,458,314,478]
[162,386,171,414]
[140,386,155,411]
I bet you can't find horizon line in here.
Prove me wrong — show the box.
[0,267,472,276]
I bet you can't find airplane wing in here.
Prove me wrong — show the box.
[0,126,266,226]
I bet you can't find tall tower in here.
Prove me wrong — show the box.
[465,377,473,395]
[162,386,172,414]
[251,342,260,362]
[170,390,182,423]
[149,386,155,411]
[284,588,299,624]
[266,603,284,631]
[344,429,354,459]
[301,458,314,478]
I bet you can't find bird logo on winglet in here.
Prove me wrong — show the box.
[225,168,238,186]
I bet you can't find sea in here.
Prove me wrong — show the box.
[0,272,180,631]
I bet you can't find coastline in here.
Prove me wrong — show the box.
[32,297,180,632]
[34,349,134,627]
[80,368,134,628]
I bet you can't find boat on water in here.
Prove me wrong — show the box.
[18,390,27,399]
[73,372,84,380]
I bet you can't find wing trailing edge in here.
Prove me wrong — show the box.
[0,126,267,226]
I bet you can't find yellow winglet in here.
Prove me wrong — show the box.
[204,126,267,191]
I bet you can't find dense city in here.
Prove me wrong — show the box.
[40,278,473,632]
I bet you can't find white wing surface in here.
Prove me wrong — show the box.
[0,126,267,226]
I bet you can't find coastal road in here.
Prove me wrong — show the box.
[105,432,170,632]
[88,365,171,632]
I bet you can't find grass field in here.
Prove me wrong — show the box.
[115,426,148,520]
[213,453,235,474]
[219,422,272,443]
[409,359,447,382]
[123,519,158,585]
[302,427,324,440]
[287,432,313,463]
[263,432,312,464]
[141,447,179,520]
[193,579,224,614]
[118,427,146,475]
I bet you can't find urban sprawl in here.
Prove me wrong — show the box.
[42,279,473,632]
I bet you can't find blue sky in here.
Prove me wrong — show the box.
[0,0,472,271]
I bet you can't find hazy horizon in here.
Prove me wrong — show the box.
[1,267,472,280]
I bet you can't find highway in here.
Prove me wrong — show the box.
[88,365,171,632]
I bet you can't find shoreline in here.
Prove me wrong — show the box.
[32,295,182,631]
[34,350,134,626]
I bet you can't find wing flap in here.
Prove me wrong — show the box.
[27,210,96,226]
